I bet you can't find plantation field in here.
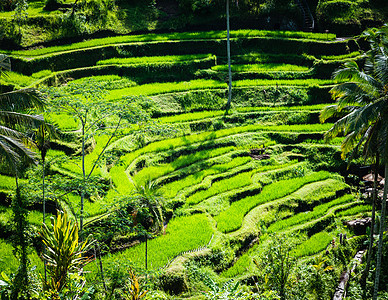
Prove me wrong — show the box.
[0,27,371,299]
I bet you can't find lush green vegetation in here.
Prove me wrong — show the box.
[1,7,385,298]
[212,63,310,73]
[216,171,334,233]
[93,213,214,270]
[5,30,337,57]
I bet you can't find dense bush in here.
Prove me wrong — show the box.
[0,0,17,11]
[44,0,63,11]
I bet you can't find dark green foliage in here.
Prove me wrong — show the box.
[159,270,188,295]
[44,0,63,11]
[316,0,385,35]
[255,235,296,300]
[10,187,31,299]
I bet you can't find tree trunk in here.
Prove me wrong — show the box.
[42,158,47,284]
[373,162,388,300]
[80,122,85,233]
[362,155,379,297]
[225,0,232,114]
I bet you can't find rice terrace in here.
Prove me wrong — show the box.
[0,0,387,299]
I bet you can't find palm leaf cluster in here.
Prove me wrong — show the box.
[320,24,388,299]
[320,25,388,161]
[0,53,45,176]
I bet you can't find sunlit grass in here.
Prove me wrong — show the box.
[95,213,213,270]
[161,156,251,199]
[292,231,333,257]
[106,79,335,98]
[216,171,333,233]
[267,194,353,233]
[7,29,336,57]
[212,63,310,72]
[133,146,235,186]
[97,54,214,65]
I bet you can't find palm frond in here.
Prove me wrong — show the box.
[319,105,340,123]
[0,134,37,175]
[0,111,44,129]
[0,88,46,111]
[0,125,25,139]
[0,54,11,77]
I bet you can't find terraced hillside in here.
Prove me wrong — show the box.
[0,29,372,298]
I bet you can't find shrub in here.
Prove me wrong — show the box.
[44,0,63,11]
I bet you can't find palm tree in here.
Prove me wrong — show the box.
[225,0,232,114]
[0,54,45,180]
[133,179,165,270]
[320,25,388,299]
[1,53,46,297]
[133,179,165,233]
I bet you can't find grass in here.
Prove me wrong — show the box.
[0,239,44,275]
[292,231,333,257]
[94,213,213,270]
[212,63,310,72]
[106,79,336,98]
[7,30,336,57]
[216,171,333,233]
[160,156,252,199]
[133,146,235,186]
[335,204,372,217]
[118,123,332,172]
[0,174,17,190]
[97,54,214,66]
[58,134,114,178]
[186,160,298,205]
[158,104,329,124]
[267,194,353,233]
[319,51,362,60]
[1,71,37,87]
[45,113,80,130]
[186,170,256,205]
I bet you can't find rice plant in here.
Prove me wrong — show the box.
[158,104,329,124]
[292,231,333,257]
[133,146,235,186]
[212,63,310,72]
[106,79,336,99]
[319,51,361,60]
[97,54,214,65]
[119,123,332,171]
[216,171,333,233]
[267,194,353,233]
[160,156,251,199]
[186,170,256,205]
[8,30,336,57]
[335,205,372,217]
[95,213,213,270]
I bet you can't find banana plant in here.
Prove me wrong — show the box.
[39,211,93,293]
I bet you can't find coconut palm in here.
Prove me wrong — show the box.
[225,0,232,114]
[1,53,46,298]
[133,179,165,233]
[320,25,388,299]
[0,54,45,180]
